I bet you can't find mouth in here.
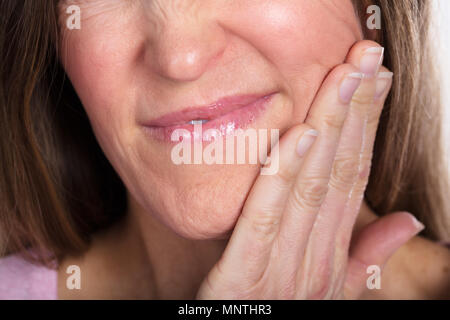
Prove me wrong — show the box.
[142,92,277,142]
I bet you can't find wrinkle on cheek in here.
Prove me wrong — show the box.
[59,0,132,18]
[59,0,139,43]
[90,110,137,182]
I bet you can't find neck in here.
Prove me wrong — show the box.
[116,195,228,299]
[58,195,227,299]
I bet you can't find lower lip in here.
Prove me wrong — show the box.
[143,93,276,142]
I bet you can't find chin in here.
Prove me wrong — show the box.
[143,164,260,240]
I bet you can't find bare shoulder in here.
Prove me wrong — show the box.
[362,236,450,299]
[0,254,58,300]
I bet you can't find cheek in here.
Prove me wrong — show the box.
[61,31,134,111]
[60,23,142,159]
[229,1,360,70]
[221,0,361,120]
[60,0,144,123]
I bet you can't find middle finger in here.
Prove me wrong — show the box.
[305,43,385,274]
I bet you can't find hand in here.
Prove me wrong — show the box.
[196,40,424,300]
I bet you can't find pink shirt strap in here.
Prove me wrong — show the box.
[0,254,58,300]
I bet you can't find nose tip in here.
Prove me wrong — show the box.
[149,25,227,82]
[158,45,215,82]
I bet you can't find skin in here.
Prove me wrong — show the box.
[57,0,450,299]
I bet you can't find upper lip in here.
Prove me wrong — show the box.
[143,93,275,128]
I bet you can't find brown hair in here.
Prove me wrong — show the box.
[0,0,126,265]
[354,0,450,240]
[0,0,448,267]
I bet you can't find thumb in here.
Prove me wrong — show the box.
[344,211,424,299]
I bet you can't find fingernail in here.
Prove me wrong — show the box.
[374,72,393,100]
[339,73,363,104]
[296,129,318,157]
[406,213,425,232]
[360,47,384,78]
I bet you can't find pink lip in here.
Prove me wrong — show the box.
[142,93,276,142]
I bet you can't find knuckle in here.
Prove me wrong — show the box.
[275,165,296,185]
[351,88,374,106]
[350,159,372,195]
[344,157,372,197]
[292,178,329,212]
[367,105,383,126]
[243,209,280,240]
[322,113,346,132]
[357,157,372,181]
[330,156,360,191]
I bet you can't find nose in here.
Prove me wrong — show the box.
[146,19,228,82]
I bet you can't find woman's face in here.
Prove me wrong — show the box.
[60,0,362,239]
